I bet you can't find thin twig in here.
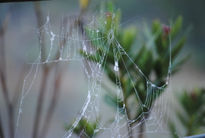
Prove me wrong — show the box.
[39,16,69,137]
[34,2,46,62]
[32,66,50,138]
[33,3,69,138]
[120,79,133,138]
[0,113,4,138]
[138,122,145,138]
[39,65,62,138]
[32,3,50,138]
[0,14,14,138]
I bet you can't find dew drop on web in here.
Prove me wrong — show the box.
[114,61,119,72]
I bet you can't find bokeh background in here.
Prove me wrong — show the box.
[0,0,205,138]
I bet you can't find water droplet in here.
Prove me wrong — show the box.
[83,45,87,52]
[82,42,88,55]
[114,61,119,72]
[50,31,55,41]
[151,83,155,87]
[97,63,101,68]
[46,16,50,23]
[19,109,22,114]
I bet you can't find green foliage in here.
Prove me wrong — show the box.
[68,2,188,137]
[88,3,187,120]
[65,118,99,138]
[169,89,205,137]
[104,93,125,114]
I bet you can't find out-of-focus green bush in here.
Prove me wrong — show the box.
[169,89,205,138]
[65,118,99,138]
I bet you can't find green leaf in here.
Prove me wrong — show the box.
[171,16,182,39]
[168,121,179,138]
[107,1,114,12]
[65,118,99,137]
[152,20,161,34]
[128,45,146,70]
[171,36,186,60]
[171,54,190,74]
[121,26,137,51]
[176,111,188,127]
[104,93,125,114]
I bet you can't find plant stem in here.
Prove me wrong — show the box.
[0,72,14,138]
[186,115,194,136]
[0,113,4,138]
[32,3,50,138]
[123,95,133,138]
[34,2,46,61]
[138,122,144,138]
[120,78,133,138]
[32,66,50,138]
[39,65,62,138]
[0,16,14,138]
[8,103,14,138]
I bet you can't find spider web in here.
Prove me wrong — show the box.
[15,12,173,138]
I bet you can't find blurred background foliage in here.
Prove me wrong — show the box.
[1,0,205,67]
[65,117,99,138]
[0,0,205,138]
[169,89,205,138]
